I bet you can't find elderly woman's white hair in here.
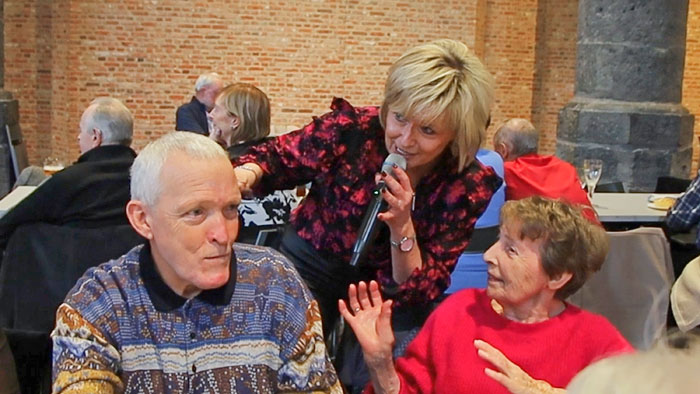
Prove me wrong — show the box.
[567,333,700,394]
[130,132,228,207]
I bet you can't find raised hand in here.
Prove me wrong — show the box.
[339,281,395,365]
[339,281,400,394]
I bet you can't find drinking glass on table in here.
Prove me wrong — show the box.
[43,157,65,176]
[576,167,587,191]
[583,159,603,201]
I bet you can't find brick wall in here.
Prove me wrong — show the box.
[4,0,486,164]
[531,0,578,154]
[482,0,539,144]
[3,0,699,169]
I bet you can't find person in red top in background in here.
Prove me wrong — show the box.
[493,118,601,225]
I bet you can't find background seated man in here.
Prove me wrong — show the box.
[51,132,341,393]
[666,171,700,271]
[175,72,223,135]
[0,97,137,253]
[493,118,600,225]
[340,197,631,394]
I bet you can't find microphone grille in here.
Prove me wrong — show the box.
[382,153,406,176]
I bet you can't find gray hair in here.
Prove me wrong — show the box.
[194,72,222,92]
[130,132,228,207]
[567,333,700,394]
[493,118,539,158]
[84,97,133,146]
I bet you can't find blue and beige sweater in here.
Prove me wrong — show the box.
[51,243,341,393]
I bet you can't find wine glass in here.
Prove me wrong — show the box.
[583,159,603,201]
[576,167,587,191]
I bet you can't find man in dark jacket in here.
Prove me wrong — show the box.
[175,72,223,135]
[0,97,137,252]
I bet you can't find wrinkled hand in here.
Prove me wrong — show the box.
[338,281,394,367]
[475,339,563,394]
[376,166,414,229]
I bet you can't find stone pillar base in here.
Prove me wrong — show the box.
[556,98,694,192]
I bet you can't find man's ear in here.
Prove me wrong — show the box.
[494,141,509,160]
[547,271,573,291]
[93,128,103,147]
[126,200,154,240]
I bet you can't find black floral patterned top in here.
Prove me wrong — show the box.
[236,98,501,305]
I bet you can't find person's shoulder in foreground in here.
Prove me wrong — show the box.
[568,332,700,394]
[51,132,340,394]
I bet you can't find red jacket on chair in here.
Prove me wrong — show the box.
[504,154,601,225]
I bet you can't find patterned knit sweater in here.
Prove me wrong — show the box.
[51,243,341,393]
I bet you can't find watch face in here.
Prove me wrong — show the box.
[400,237,414,252]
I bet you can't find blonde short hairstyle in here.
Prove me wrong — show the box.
[500,196,609,300]
[380,39,494,171]
[216,83,271,145]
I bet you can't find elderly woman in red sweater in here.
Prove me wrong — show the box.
[340,196,633,394]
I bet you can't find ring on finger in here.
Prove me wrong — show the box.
[354,307,361,313]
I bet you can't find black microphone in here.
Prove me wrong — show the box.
[349,153,407,267]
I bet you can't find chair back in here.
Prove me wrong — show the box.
[655,176,692,193]
[446,252,488,293]
[595,181,625,193]
[237,189,299,248]
[0,223,144,333]
[568,227,674,350]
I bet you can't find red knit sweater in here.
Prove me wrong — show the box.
[366,289,632,394]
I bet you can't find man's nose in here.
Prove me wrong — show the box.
[207,213,233,245]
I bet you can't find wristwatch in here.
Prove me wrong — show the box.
[390,236,415,252]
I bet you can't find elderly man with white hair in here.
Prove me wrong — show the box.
[175,72,223,135]
[51,132,341,393]
[0,96,137,252]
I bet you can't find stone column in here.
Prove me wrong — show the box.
[0,0,23,195]
[557,0,694,192]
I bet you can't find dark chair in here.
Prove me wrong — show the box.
[655,176,692,193]
[595,182,625,193]
[0,223,143,394]
[5,329,50,394]
[0,223,144,333]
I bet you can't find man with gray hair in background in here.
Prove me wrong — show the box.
[51,132,341,393]
[493,118,599,224]
[176,72,223,135]
[0,97,137,252]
